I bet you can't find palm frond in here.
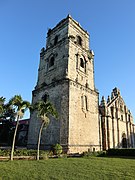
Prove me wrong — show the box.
[35,100,58,123]
[0,105,3,114]
[21,101,31,112]
[9,95,22,109]
[8,95,31,119]
[0,97,6,105]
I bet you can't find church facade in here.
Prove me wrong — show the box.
[100,88,135,150]
[27,15,135,153]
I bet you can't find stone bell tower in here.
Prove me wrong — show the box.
[28,15,101,153]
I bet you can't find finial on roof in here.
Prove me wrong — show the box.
[67,14,72,18]
[113,87,120,96]
[100,96,106,107]
[107,96,111,103]
[111,92,114,99]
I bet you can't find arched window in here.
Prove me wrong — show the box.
[54,35,58,45]
[49,56,54,68]
[42,94,49,102]
[77,36,82,46]
[120,105,123,112]
[122,133,127,148]
[80,58,84,68]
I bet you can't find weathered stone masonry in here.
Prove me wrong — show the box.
[100,88,135,150]
[27,15,101,153]
[27,15,135,153]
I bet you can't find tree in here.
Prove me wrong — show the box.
[0,96,16,121]
[0,97,6,116]
[9,95,30,161]
[0,97,16,145]
[35,101,58,160]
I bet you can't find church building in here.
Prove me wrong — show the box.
[100,88,135,150]
[27,15,135,153]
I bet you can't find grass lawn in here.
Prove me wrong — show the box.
[0,157,135,180]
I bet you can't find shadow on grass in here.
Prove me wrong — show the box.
[104,156,135,160]
[0,160,10,162]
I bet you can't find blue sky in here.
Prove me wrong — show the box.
[0,0,135,120]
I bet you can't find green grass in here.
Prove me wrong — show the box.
[0,157,135,180]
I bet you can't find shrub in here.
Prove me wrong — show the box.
[107,148,135,156]
[97,151,107,157]
[40,151,49,160]
[0,149,49,158]
[82,151,106,157]
[0,149,11,156]
[52,144,63,155]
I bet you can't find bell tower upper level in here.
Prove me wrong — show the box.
[67,15,95,90]
[36,15,95,91]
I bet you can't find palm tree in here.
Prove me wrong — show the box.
[0,97,16,121]
[0,97,6,116]
[35,101,58,160]
[9,95,30,161]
